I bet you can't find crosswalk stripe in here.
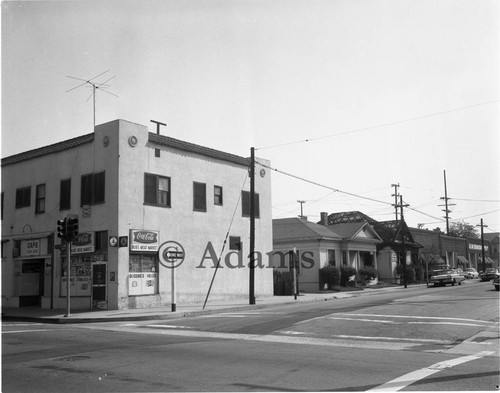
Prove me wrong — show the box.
[368,351,494,391]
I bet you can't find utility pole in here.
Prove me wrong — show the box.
[439,170,455,235]
[398,195,409,289]
[477,219,488,273]
[249,147,256,305]
[391,183,400,221]
[297,200,306,220]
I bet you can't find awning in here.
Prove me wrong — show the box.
[432,255,445,263]
[457,256,469,264]
[479,257,495,264]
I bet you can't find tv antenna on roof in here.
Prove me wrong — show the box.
[66,70,118,131]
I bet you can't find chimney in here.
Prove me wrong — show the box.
[320,212,328,226]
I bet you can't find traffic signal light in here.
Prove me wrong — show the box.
[66,217,79,242]
[57,218,67,241]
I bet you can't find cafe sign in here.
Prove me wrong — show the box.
[21,239,40,256]
[130,230,159,252]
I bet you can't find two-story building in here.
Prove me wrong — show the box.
[1,119,273,310]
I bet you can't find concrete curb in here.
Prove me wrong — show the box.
[2,284,419,324]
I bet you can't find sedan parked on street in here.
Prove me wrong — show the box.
[493,275,500,291]
[480,267,500,282]
[430,269,466,286]
[464,268,479,279]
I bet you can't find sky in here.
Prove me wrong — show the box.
[2,0,499,234]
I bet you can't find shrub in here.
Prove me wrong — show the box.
[413,264,425,283]
[340,266,357,287]
[273,270,294,295]
[358,266,378,280]
[319,265,340,289]
[356,266,378,285]
[395,264,416,284]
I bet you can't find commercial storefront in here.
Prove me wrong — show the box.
[2,119,273,310]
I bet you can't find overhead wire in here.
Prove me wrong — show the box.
[256,99,499,151]
[203,173,248,309]
[257,160,393,207]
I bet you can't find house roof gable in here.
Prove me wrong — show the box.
[328,222,382,242]
[273,218,342,242]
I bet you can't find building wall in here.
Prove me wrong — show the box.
[272,240,328,292]
[112,119,273,307]
[410,228,467,267]
[377,246,397,283]
[2,119,273,309]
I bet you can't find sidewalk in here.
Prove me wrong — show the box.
[1,284,417,324]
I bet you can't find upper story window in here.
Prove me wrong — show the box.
[95,230,109,253]
[193,182,207,212]
[214,185,223,206]
[35,184,46,214]
[60,179,71,211]
[241,190,260,218]
[15,186,31,209]
[229,236,241,250]
[144,173,171,207]
[81,171,105,206]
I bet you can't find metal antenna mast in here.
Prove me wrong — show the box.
[297,200,306,220]
[66,70,118,131]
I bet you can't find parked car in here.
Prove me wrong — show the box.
[464,268,479,279]
[493,275,500,291]
[430,269,465,286]
[455,268,465,279]
[480,267,500,282]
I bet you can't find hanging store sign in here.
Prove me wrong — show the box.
[21,239,40,257]
[130,230,159,252]
[469,244,488,251]
[71,232,95,254]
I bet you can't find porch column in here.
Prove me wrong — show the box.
[373,251,378,270]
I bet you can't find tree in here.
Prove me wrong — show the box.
[448,221,479,238]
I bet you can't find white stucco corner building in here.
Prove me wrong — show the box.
[1,119,273,310]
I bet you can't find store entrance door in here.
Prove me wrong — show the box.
[19,259,44,307]
[91,262,107,310]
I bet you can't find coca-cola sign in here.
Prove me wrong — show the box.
[73,233,92,246]
[130,230,159,252]
[71,232,95,254]
[133,231,158,244]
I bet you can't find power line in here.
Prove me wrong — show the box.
[257,160,393,207]
[452,198,500,203]
[256,99,498,151]
[263,160,451,223]
[453,209,500,221]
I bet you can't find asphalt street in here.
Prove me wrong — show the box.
[2,280,499,392]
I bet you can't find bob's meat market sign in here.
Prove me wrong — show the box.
[130,230,159,252]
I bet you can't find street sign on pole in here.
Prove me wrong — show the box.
[158,241,185,312]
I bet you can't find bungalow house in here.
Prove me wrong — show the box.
[323,211,421,283]
[272,216,381,292]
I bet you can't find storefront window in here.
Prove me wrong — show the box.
[129,254,159,296]
[60,231,107,297]
[61,254,103,297]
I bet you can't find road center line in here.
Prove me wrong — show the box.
[367,351,494,391]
